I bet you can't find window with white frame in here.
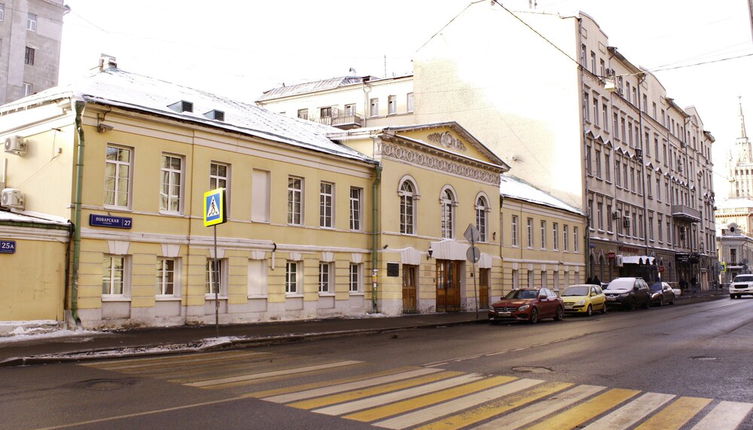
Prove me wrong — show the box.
[104,145,131,208]
[102,255,127,296]
[247,259,267,296]
[540,220,546,249]
[541,271,547,287]
[563,225,569,251]
[27,13,37,31]
[319,262,333,293]
[369,98,379,117]
[22,82,32,96]
[210,162,230,213]
[527,270,534,288]
[349,263,362,293]
[399,180,416,234]
[350,187,362,231]
[285,261,301,294]
[251,170,270,222]
[160,154,183,213]
[205,258,226,295]
[297,108,308,120]
[511,215,519,247]
[406,93,414,112]
[512,269,519,289]
[553,223,559,250]
[388,95,397,115]
[597,202,603,230]
[288,176,303,225]
[440,188,455,239]
[156,258,178,296]
[344,104,356,116]
[475,196,488,242]
[527,217,534,248]
[320,182,334,228]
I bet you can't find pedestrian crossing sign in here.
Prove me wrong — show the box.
[203,188,226,227]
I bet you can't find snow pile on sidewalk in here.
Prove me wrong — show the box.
[0,320,99,343]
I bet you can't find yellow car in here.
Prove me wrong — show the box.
[561,284,607,316]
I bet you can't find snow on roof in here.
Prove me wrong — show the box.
[717,198,753,209]
[257,76,370,101]
[0,210,70,226]
[3,68,373,164]
[500,175,582,215]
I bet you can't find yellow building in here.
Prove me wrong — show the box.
[0,61,507,328]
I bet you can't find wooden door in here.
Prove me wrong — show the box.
[436,260,462,312]
[402,265,417,313]
[479,268,490,309]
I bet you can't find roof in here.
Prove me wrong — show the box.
[0,210,70,226]
[257,75,374,101]
[500,175,582,215]
[1,68,373,164]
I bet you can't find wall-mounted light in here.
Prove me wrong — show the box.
[427,248,433,259]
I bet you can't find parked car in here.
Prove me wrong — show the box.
[561,284,606,316]
[729,274,753,299]
[649,282,676,306]
[670,283,682,297]
[488,288,564,323]
[603,277,651,310]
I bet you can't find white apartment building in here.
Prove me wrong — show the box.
[257,2,717,288]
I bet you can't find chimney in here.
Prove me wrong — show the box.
[98,54,117,71]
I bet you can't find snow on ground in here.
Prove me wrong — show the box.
[0,320,100,343]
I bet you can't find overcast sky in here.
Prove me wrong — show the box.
[59,0,753,200]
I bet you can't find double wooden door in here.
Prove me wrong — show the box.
[402,265,418,313]
[436,260,461,312]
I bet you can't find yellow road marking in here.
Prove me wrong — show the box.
[581,392,675,429]
[289,370,463,410]
[523,388,640,430]
[634,397,712,430]
[344,375,517,422]
[415,382,573,430]
[186,360,362,387]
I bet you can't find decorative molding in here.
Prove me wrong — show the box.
[351,253,364,263]
[161,244,180,258]
[380,142,499,186]
[108,240,129,255]
[250,250,266,260]
[321,251,335,262]
[427,131,467,152]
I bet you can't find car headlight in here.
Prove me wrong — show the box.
[517,304,530,311]
[576,299,586,306]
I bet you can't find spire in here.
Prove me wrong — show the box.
[740,96,748,140]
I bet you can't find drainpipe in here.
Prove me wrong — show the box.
[371,161,382,313]
[70,100,86,327]
[637,74,650,261]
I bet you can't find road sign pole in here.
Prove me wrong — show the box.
[472,240,478,320]
[214,225,219,338]
[203,188,226,338]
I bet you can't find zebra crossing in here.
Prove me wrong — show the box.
[81,350,753,429]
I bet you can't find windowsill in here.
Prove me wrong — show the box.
[156,296,180,301]
[349,292,364,296]
[159,210,183,216]
[102,296,131,302]
[318,292,335,297]
[286,293,304,298]
[248,294,268,299]
[320,226,335,230]
[204,294,228,300]
[103,205,132,212]
[251,219,271,224]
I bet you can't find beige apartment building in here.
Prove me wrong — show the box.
[257,2,717,288]
[0,0,65,104]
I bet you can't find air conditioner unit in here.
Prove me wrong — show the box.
[623,217,632,229]
[0,188,24,209]
[611,211,621,220]
[4,136,27,156]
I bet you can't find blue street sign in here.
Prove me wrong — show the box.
[203,188,226,227]
[89,214,133,229]
[0,240,16,254]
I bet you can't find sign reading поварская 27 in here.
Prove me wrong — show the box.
[89,214,133,229]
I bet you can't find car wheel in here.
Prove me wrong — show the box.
[586,305,593,317]
[529,308,539,324]
[628,299,636,311]
[554,306,564,321]
[643,299,650,309]
[731,294,736,299]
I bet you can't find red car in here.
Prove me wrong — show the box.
[488,288,564,324]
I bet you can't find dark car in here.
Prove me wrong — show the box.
[488,288,564,324]
[603,277,651,310]
[649,281,676,306]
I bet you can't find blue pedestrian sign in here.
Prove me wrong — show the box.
[203,188,226,227]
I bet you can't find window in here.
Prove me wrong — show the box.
[288,176,303,225]
[563,225,569,251]
[592,97,599,126]
[604,153,611,181]
[297,108,309,120]
[599,59,605,76]
[512,269,520,289]
[586,144,592,175]
[26,13,37,31]
[602,103,609,131]
[553,223,559,250]
[527,270,534,288]
[23,82,32,96]
[248,260,267,296]
[527,217,534,248]
[388,95,397,115]
[0,4,4,21]
[541,271,547,287]
[24,46,35,65]
[210,163,229,212]
[588,199,593,229]
[440,188,455,239]
[400,180,416,234]
[607,204,613,232]
[285,261,300,294]
[597,202,603,230]
[160,154,183,213]
[156,258,177,296]
[580,43,587,66]
[369,98,379,117]
[320,182,334,228]
[573,227,579,252]
[475,196,488,242]
[350,187,362,231]
[595,149,602,178]
[511,215,519,246]
[590,51,596,74]
[319,262,333,293]
[540,221,546,249]
[583,92,590,122]
[612,113,618,139]
[344,104,356,116]
[206,259,225,295]
[102,255,126,296]
[614,158,621,187]
[104,145,131,207]
[406,93,414,113]
[320,106,332,119]
[349,263,362,293]
[251,170,270,222]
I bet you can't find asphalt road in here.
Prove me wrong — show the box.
[2,297,752,429]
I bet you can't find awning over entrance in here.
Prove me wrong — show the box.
[620,255,655,265]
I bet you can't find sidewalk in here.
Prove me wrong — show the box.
[0,290,727,367]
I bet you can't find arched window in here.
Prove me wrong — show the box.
[399,180,416,234]
[440,188,456,239]
[475,195,488,242]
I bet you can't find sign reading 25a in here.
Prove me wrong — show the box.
[203,188,227,227]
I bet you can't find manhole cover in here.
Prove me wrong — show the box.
[65,378,139,391]
[512,366,553,374]
[691,356,719,361]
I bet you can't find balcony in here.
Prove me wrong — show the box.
[671,204,701,222]
[316,114,363,130]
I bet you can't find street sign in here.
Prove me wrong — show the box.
[203,188,226,227]
[0,240,16,254]
[466,246,481,263]
[89,214,133,229]
[464,224,480,243]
